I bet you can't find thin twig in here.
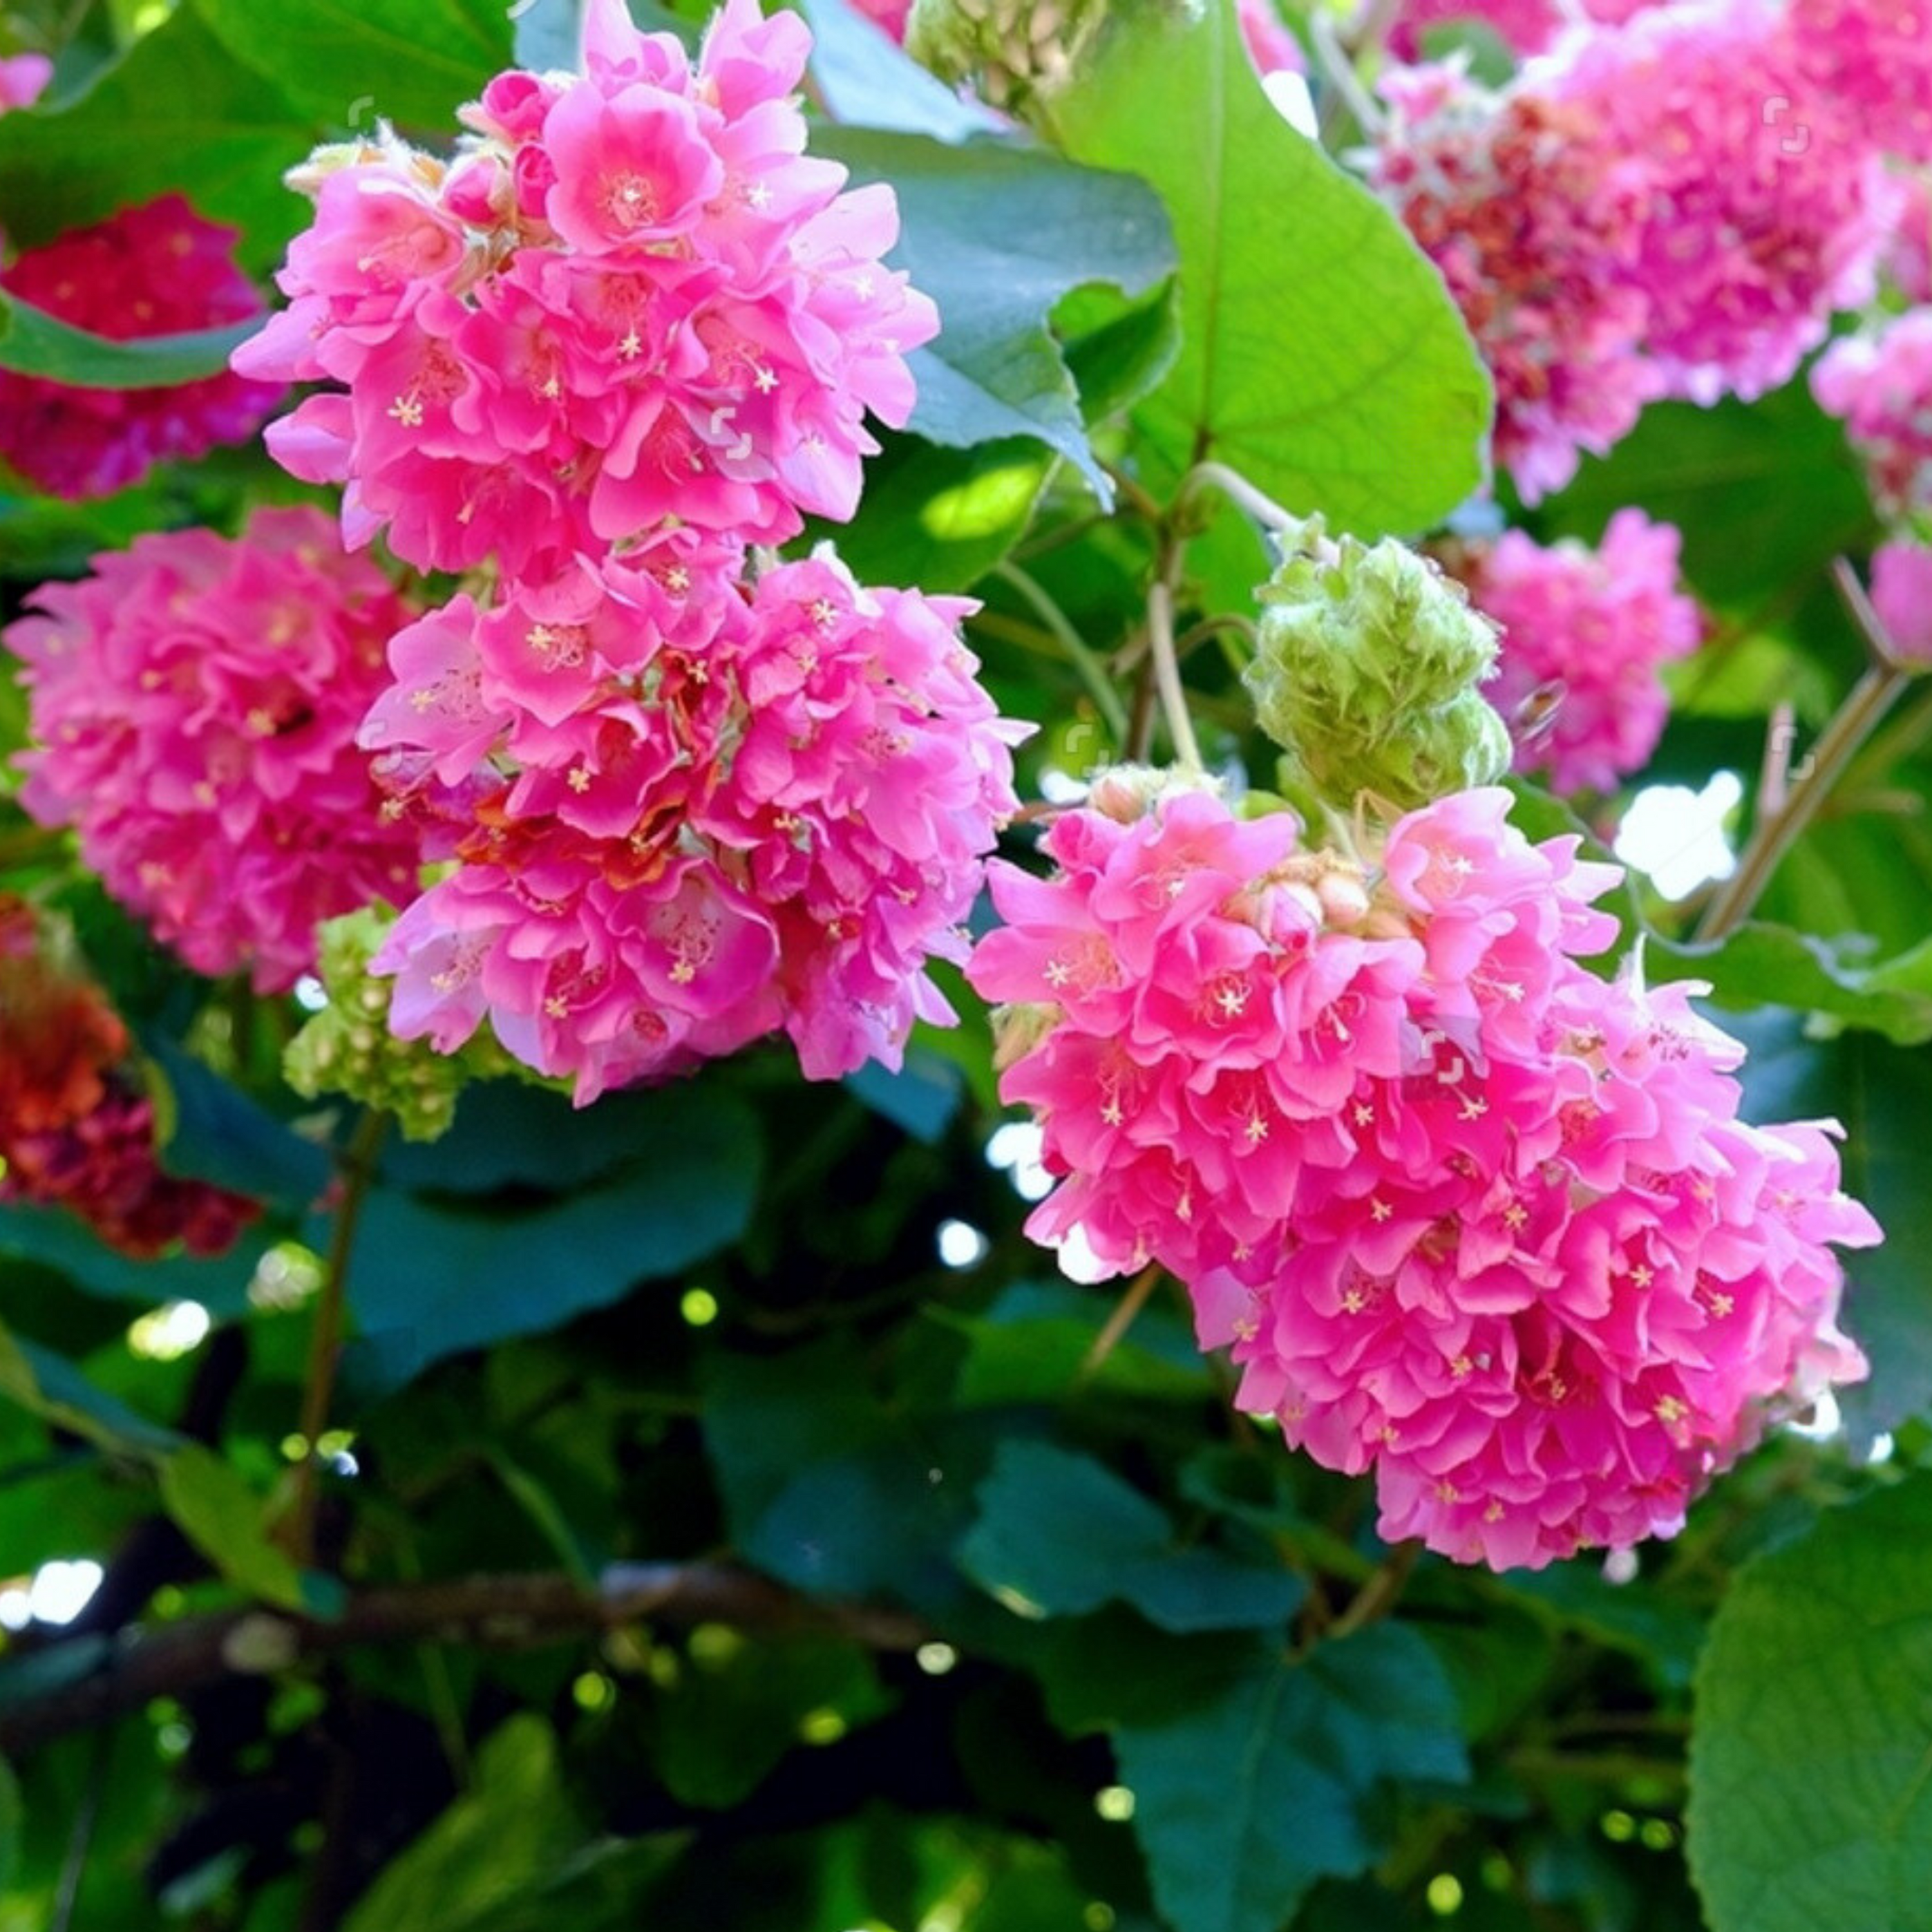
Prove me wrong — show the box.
[1076,1264,1163,1384]
[1147,579,1205,772]
[1327,1540,1421,1640]
[289,1109,389,1564]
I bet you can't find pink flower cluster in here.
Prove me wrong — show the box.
[234,0,1021,1099]
[6,507,423,993]
[968,784,1877,1569]
[1457,509,1703,797]
[0,898,258,1260]
[1787,0,1932,166]
[1377,0,1903,498]
[1871,540,1932,664]
[0,194,282,499]
[1812,308,1932,522]
[363,544,1023,1102]
[234,0,935,575]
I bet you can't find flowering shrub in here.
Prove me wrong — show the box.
[2,1,1930,1927]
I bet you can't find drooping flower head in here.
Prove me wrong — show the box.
[1455,509,1703,797]
[234,0,937,576]
[0,194,283,499]
[968,782,1877,1569]
[6,507,424,992]
[364,545,1027,1101]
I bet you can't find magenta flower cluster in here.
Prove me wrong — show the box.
[0,194,283,500]
[1812,308,1932,523]
[6,507,424,993]
[1378,0,1906,499]
[231,0,1022,1097]
[1459,510,1703,798]
[968,785,1876,1569]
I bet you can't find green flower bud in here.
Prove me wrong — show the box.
[1244,515,1512,815]
[284,905,522,1142]
[906,0,1112,110]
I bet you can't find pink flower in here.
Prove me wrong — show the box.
[6,507,424,993]
[848,0,913,37]
[1812,308,1932,521]
[1535,0,1897,405]
[365,545,1026,1098]
[1786,0,1932,165]
[1871,540,1932,665]
[1238,0,1303,75]
[1376,79,1661,501]
[1457,510,1703,797]
[0,193,283,499]
[1387,0,1660,59]
[971,784,1877,1569]
[0,51,51,110]
[235,0,936,572]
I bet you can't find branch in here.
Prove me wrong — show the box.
[0,1564,929,1757]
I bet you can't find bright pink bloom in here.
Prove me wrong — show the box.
[235,0,936,573]
[1376,77,1660,501]
[1535,0,1898,405]
[1786,0,1932,165]
[849,0,913,36]
[1884,173,1932,304]
[1459,510,1703,797]
[1812,308,1932,521]
[0,51,50,109]
[1871,540,1932,665]
[367,546,1026,1099]
[971,784,1877,1569]
[0,193,282,499]
[6,507,423,993]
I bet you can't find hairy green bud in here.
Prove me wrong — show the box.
[283,905,520,1142]
[1244,516,1512,815]
[906,0,1111,110]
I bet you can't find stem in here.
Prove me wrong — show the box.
[50,1723,111,1932]
[1327,1540,1420,1639]
[289,1108,388,1564]
[1694,556,1914,942]
[1695,665,1910,941]
[994,562,1130,749]
[1147,579,1205,773]
[1077,1264,1162,1385]
[1182,459,1302,538]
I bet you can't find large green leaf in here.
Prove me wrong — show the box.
[0,1202,267,1315]
[1688,1477,1932,1932]
[960,1439,1301,1633]
[1050,0,1490,536]
[1658,923,1932,1047]
[146,1034,332,1211]
[193,0,509,131]
[0,1323,180,1459]
[0,294,256,388]
[0,7,317,274]
[156,1443,331,1614]
[339,1088,760,1384]
[801,0,1003,142]
[816,128,1177,499]
[343,1716,582,1932]
[1115,1623,1470,1932]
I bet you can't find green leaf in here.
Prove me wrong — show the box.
[1689,1477,1932,1932]
[0,1755,18,1895]
[0,7,318,275]
[958,1440,1303,1633]
[844,1045,967,1144]
[816,431,1054,594]
[1052,0,1490,537]
[343,1715,581,1932]
[0,292,256,388]
[0,1202,267,1315]
[193,0,509,131]
[0,1326,181,1460]
[342,1088,760,1385]
[652,1634,891,1808]
[815,128,1178,498]
[156,1443,313,1612]
[1115,1623,1470,1932]
[1654,923,1932,1046]
[145,1034,332,1210]
[943,1280,1213,1408]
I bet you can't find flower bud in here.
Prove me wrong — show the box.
[1245,515,1512,815]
